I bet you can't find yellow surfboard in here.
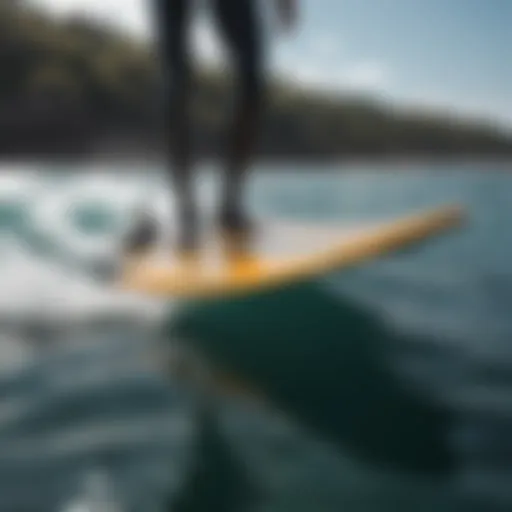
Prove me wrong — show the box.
[120,205,465,300]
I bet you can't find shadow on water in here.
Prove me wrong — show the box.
[168,401,261,512]
[168,280,456,478]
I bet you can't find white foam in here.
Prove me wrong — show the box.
[0,169,173,324]
[0,244,168,323]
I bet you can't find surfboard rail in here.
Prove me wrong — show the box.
[119,204,466,300]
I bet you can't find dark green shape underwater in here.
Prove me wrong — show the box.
[168,280,455,477]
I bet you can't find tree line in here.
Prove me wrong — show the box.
[1,2,511,158]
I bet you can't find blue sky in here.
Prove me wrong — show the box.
[30,0,512,129]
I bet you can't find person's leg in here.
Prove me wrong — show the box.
[211,0,265,233]
[123,0,196,254]
[155,0,197,249]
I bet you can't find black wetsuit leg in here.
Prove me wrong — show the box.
[123,0,196,254]
[154,0,265,243]
[210,0,265,228]
[153,0,195,225]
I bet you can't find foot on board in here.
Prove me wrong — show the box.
[219,205,254,233]
[218,206,256,253]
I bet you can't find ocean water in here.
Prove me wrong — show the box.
[0,162,511,511]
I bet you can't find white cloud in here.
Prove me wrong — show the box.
[273,30,388,93]
[309,34,340,60]
[342,62,389,90]
[277,57,390,93]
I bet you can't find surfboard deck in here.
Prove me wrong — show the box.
[119,204,465,300]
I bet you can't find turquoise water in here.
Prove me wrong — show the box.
[0,163,511,511]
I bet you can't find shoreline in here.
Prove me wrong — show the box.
[0,137,511,170]
[1,155,510,172]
